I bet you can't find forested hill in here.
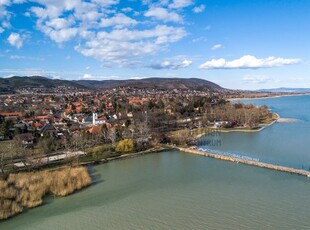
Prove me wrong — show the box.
[0,76,86,93]
[0,76,224,93]
[75,78,223,91]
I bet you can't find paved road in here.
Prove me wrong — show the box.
[13,151,86,168]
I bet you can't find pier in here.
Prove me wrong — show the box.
[177,147,310,178]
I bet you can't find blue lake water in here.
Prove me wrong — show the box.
[198,95,310,169]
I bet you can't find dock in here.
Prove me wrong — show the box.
[177,147,310,177]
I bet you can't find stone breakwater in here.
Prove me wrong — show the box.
[177,147,310,178]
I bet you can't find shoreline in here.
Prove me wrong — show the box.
[2,136,308,221]
[226,93,310,101]
[80,146,171,166]
[0,146,172,221]
[193,112,280,139]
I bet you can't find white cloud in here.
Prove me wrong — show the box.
[93,25,186,44]
[0,27,4,33]
[243,75,271,84]
[0,68,91,79]
[30,5,62,19]
[73,2,105,22]
[12,0,27,3]
[193,4,205,13]
[121,7,133,13]
[7,33,24,48]
[1,21,10,28]
[199,55,302,69]
[83,73,93,79]
[75,25,187,65]
[192,36,207,43]
[211,44,222,50]
[48,27,78,43]
[10,55,45,61]
[0,4,11,29]
[100,13,137,28]
[45,17,74,30]
[2,0,190,66]
[129,76,144,80]
[1,74,15,78]
[0,68,61,78]
[0,0,10,5]
[81,73,121,80]
[91,0,119,7]
[169,0,193,9]
[148,58,192,69]
[145,7,183,23]
[10,55,24,59]
[182,59,192,67]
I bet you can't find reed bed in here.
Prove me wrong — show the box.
[0,167,91,220]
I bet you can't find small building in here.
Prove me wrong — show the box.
[82,117,92,124]
[15,133,35,147]
[92,113,106,125]
[87,125,102,135]
[0,112,23,117]
[40,124,58,137]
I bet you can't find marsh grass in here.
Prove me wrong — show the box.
[0,167,91,220]
[0,180,23,220]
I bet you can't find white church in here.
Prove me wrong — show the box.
[92,113,106,125]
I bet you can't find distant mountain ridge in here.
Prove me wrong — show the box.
[258,87,310,93]
[75,78,223,91]
[0,76,87,93]
[0,76,224,93]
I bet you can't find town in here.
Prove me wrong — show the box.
[0,84,275,175]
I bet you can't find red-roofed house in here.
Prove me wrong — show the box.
[87,125,102,134]
[0,112,23,117]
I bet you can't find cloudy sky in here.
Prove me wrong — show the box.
[0,0,309,89]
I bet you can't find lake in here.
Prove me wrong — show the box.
[198,95,310,169]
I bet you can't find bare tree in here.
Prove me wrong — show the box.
[108,127,117,148]
[0,148,6,175]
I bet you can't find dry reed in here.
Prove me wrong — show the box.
[0,166,91,220]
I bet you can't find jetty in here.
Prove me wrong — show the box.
[177,147,310,178]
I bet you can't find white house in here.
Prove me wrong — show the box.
[93,113,106,125]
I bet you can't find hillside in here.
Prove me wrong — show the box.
[75,78,223,91]
[0,76,224,93]
[0,76,87,93]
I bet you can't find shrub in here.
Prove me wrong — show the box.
[115,139,134,153]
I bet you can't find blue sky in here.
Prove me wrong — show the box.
[0,0,309,90]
